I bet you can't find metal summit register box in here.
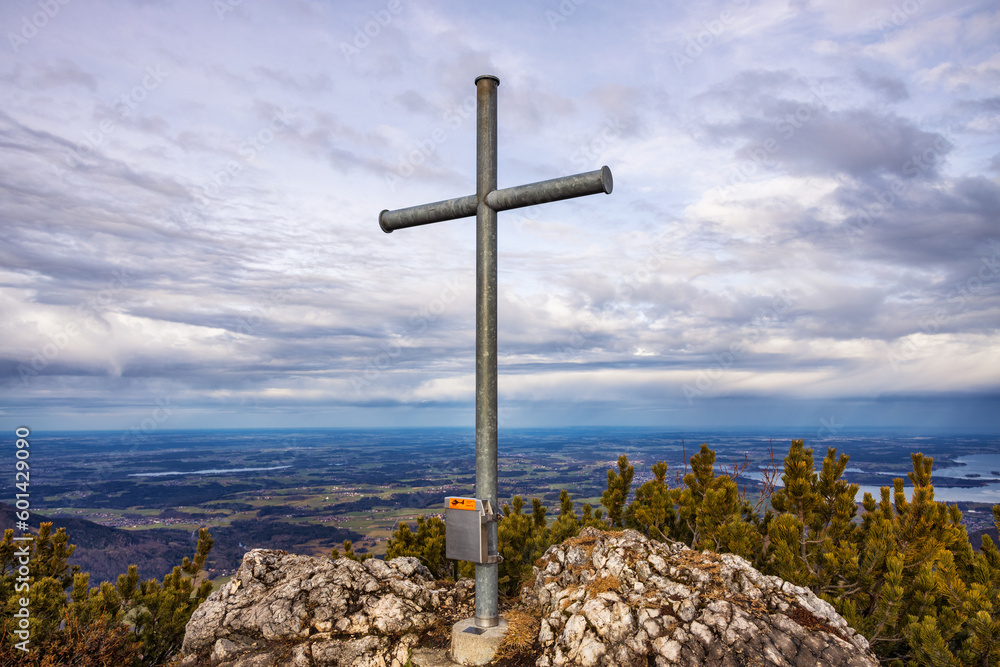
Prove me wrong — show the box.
[445,497,499,564]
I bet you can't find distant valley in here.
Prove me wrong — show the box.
[6,427,999,585]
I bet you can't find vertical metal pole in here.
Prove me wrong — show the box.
[474,74,499,629]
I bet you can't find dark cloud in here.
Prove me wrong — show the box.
[32,59,99,92]
[835,176,1000,266]
[690,69,949,179]
[585,83,646,138]
[854,69,909,103]
[773,109,949,177]
[718,109,948,180]
[393,90,439,116]
[956,96,1000,113]
[252,66,333,93]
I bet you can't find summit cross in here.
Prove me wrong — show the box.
[378,74,614,629]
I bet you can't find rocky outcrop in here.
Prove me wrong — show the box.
[523,528,878,666]
[176,532,879,666]
[176,550,472,667]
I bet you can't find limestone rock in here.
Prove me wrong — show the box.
[178,550,471,667]
[522,527,879,667]
[176,532,879,666]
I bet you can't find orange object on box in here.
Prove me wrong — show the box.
[448,497,477,511]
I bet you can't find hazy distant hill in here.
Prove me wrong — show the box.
[0,503,365,585]
[971,525,1000,551]
[0,503,194,585]
[197,518,364,572]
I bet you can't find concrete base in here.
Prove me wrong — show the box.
[450,617,510,666]
[410,647,461,667]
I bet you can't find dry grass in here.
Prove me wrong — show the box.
[561,532,602,551]
[584,574,622,596]
[784,603,851,643]
[494,608,540,660]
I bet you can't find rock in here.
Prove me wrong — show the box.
[522,527,879,667]
[177,531,878,666]
[178,550,471,667]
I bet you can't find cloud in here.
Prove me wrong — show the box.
[0,0,997,430]
[692,71,950,179]
[854,68,909,103]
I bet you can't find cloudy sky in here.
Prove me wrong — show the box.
[1,0,998,434]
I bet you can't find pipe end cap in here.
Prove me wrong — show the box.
[378,210,393,234]
[601,166,613,194]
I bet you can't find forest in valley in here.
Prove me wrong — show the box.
[2,439,999,665]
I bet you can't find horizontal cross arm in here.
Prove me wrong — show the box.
[379,194,478,233]
[378,166,613,233]
[485,166,612,212]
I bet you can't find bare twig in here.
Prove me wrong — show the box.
[752,439,780,514]
[731,451,751,503]
[682,438,688,476]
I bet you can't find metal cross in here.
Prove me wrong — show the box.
[378,74,613,628]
